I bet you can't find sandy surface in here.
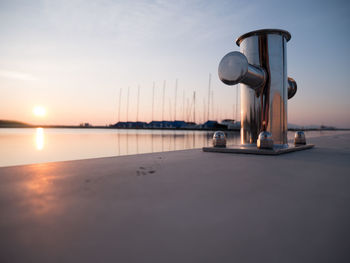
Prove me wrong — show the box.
[1,133,350,263]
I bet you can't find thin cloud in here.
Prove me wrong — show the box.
[0,69,37,81]
[41,0,255,46]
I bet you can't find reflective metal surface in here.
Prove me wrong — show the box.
[294,131,306,145]
[257,131,274,149]
[288,77,297,99]
[203,142,314,155]
[218,51,266,89]
[219,29,298,147]
[213,131,227,147]
[236,29,291,46]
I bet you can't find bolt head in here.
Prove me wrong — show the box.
[257,131,274,149]
[213,131,226,147]
[294,131,306,145]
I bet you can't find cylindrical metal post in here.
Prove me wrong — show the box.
[237,29,291,146]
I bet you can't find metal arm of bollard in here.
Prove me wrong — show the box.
[218,51,266,90]
[219,51,298,100]
[287,77,297,99]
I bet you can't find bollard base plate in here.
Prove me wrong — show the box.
[202,144,314,155]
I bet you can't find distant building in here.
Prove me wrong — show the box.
[184,122,197,129]
[112,122,127,128]
[220,119,239,130]
[147,121,190,129]
[112,122,147,128]
[134,122,147,128]
[148,121,163,128]
[202,121,226,130]
[79,123,91,127]
[173,121,187,128]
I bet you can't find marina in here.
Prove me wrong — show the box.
[1,1,350,262]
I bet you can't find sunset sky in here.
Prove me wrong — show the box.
[1,0,349,127]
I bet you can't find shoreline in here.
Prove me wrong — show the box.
[1,125,349,131]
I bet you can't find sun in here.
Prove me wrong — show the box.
[33,106,46,117]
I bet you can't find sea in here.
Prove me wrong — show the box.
[0,128,344,167]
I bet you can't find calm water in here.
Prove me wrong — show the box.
[0,128,239,167]
[0,128,345,167]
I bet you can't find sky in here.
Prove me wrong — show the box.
[0,0,350,127]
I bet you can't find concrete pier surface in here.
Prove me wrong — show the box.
[1,133,350,263]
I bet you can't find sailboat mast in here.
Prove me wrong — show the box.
[193,91,196,124]
[211,90,214,121]
[182,89,185,121]
[169,98,172,121]
[174,79,178,121]
[186,99,190,122]
[162,80,166,121]
[207,73,211,121]
[152,82,155,121]
[203,98,206,124]
[126,86,130,122]
[136,85,140,122]
[118,88,122,123]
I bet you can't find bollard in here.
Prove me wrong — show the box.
[219,29,297,147]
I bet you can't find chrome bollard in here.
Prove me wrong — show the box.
[219,29,297,148]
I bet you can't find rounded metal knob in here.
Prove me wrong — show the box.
[294,131,306,145]
[257,131,274,149]
[218,51,266,89]
[218,52,248,85]
[288,77,297,99]
[213,131,226,147]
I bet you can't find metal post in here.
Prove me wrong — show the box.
[218,29,297,146]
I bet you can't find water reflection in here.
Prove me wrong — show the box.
[110,130,241,155]
[35,128,44,150]
[2,128,346,167]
